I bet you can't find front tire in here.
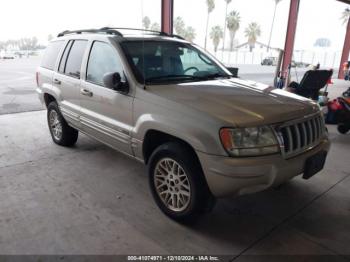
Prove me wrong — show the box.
[47,101,78,147]
[148,142,215,223]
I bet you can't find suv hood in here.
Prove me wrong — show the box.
[146,78,319,127]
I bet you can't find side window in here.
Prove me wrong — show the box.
[58,40,73,73]
[87,41,124,86]
[64,40,88,79]
[41,41,64,70]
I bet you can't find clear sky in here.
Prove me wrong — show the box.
[0,0,348,52]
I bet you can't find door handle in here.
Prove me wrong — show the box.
[81,88,93,97]
[53,79,61,85]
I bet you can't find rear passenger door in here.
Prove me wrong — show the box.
[53,39,88,128]
[80,40,134,155]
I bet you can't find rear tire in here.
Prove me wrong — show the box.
[47,101,78,147]
[148,142,215,223]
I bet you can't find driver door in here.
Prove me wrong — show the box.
[80,40,133,155]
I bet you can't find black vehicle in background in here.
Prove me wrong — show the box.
[261,56,277,66]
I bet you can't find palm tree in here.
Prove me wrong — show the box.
[226,10,240,51]
[267,0,282,51]
[210,25,223,53]
[341,8,350,25]
[174,16,186,36]
[221,0,232,53]
[142,16,151,30]
[184,26,196,42]
[204,0,215,49]
[244,22,261,52]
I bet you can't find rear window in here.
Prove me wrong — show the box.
[41,41,64,70]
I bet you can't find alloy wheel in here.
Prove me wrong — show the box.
[154,158,191,212]
[49,110,62,141]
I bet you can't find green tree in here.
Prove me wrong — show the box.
[184,26,196,42]
[6,39,19,50]
[18,37,39,50]
[142,16,151,30]
[267,0,282,51]
[244,22,261,52]
[204,0,215,49]
[150,22,160,32]
[221,0,232,52]
[341,8,350,25]
[210,25,223,53]
[174,16,186,36]
[226,10,240,51]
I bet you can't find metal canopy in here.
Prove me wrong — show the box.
[337,0,350,4]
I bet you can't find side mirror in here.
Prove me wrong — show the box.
[226,67,239,78]
[103,72,128,92]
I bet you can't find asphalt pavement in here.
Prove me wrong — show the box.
[0,56,43,115]
[0,110,349,258]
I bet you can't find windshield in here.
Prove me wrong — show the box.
[120,40,230,85]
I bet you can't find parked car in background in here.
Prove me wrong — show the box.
[295,61,310,68]
[261,56,277,66]
[261,57,309,68]
[36,28,330,222]
[1,53,15,59]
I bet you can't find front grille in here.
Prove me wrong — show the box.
[277,113,326,158]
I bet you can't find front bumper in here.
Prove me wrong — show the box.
[197,138,330,198]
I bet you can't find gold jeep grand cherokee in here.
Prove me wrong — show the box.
[36,28,330,222]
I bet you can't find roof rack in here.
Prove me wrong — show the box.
[100,27,186,40]
[100,27,168,36]
[57,28,123,37]
[57,27,186,40]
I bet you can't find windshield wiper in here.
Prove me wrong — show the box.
[145,75,202,84]
[145,73,230,84]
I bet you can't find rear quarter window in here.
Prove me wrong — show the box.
[41,41,64,70]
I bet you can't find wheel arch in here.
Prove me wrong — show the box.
[43,93,57,108]
[142,129,200,166]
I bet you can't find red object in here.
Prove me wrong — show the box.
[161,0,173,35]
[338,15,350,79]
[328,99,344,111]
[281,0,300,84]
[327,78,333,84]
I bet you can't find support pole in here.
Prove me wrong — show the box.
[161,0,173,35]
[274,49,284,87]
[281,0,300,86]
[338,13,350,79]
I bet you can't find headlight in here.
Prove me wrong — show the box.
[220,126,280,157]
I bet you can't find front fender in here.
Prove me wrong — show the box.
[132,112,226,160]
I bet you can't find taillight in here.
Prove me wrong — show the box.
[36,72,39,86]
